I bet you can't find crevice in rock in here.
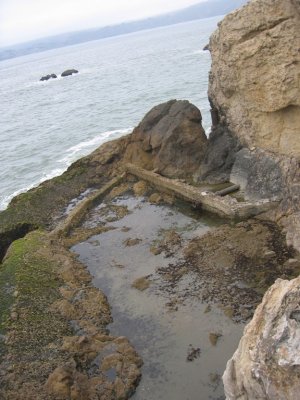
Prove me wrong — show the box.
[237,16,290,46]
[0,224,37,263]
[290,310,300,322]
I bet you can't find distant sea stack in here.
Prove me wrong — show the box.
[39,69,79,81]
[201,0,300,398]
[40,73,57,81]
[61,69,79,77]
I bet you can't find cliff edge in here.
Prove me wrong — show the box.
[201,0,300,252]
[206,0,300,398]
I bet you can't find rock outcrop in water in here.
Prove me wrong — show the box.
[61,69,79,77]
[40,73,57,81]
[124,100,208,179]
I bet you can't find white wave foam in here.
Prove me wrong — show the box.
[205,126,211,137]
[0,127,132,211]
[0,167,66,211]
[59,127,132,164]
[191,49,208,55]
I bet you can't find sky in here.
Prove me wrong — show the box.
[0,0,205,47]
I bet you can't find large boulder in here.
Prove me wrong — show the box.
[223,275,300,399]
[61,69,78,77]
[123,100,208,179]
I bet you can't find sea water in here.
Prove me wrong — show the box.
[0,16,222,210]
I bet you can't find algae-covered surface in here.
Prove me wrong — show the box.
[72,195,243,399]
[0,228,142,400]
[0,231,72,395]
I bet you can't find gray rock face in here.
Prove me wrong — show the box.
[124,100,208,179]
[223,276,300,400]
[61,69,78,77]
[230,148,284,201]
[199,121,241,183]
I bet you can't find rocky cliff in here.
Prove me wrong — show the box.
[209,0,300,157]
[206,0,300,398]
[201,0,300,252]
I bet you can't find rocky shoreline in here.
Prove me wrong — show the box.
[1,0,300,399]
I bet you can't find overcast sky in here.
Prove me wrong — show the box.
[0,0,205,47]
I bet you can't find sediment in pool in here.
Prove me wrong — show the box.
[72,195,244,399]
[71,186,297,399]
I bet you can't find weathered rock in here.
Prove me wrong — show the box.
[208,0,300,157]
[201,0,300,250]
[133,180,148,196]
[223,276,300,400]
[230,148,284,201]
[61,69,78,77]
[40,73,57,81]
[124,100,208,179]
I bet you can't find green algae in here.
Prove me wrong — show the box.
[0,231,71,365]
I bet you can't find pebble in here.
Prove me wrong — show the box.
[10,312,18,321]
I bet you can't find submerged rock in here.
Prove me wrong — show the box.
[61,69,78,77]
[131,276,151,291]
[223,276,300,400]
[124,100,208,179]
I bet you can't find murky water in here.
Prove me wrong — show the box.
[72,196,244,400]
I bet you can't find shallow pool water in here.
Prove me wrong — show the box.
[72,196,244,400]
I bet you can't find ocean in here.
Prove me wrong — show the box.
[0,16,221,211]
